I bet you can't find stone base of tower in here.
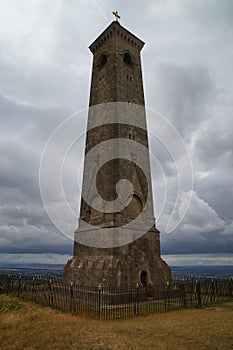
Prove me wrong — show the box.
[64,227,171,287]
[64,254,170,287]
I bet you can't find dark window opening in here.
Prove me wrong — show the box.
[100,53,107,67]
[123,52,133,65]
[140,271,148,288]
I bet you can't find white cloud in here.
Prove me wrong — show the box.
[178,191,226,235]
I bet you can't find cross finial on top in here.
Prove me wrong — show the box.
[112,11,121,22]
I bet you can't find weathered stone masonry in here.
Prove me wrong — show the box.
[64,21,171,286]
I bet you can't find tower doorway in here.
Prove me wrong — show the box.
[140,271,148,288]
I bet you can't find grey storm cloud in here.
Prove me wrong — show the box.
[0,0,232,261]
[148,63,217,135]
[193,113,233,170]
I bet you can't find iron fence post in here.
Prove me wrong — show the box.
[17,274,22,297]
[180,283,186,307]
[228,278,232,300]
[134,283,139,316]
[196,280,202,307]
[98,284,102,319]
[48,279,53,307]
[32,276,37,302]
[70,281,74,314]
[165,281,170,311]
[210,278,215,302]
[7,274,11,295]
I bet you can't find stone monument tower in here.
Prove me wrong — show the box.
[64,16,171,286]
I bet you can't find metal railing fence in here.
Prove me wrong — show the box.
[0,274,232,319]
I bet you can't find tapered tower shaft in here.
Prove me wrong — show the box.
[64,20,171,286]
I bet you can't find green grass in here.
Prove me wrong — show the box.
[0,295,26,313]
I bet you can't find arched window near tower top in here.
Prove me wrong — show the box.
[123,52,133,66]
[99,53,108,68]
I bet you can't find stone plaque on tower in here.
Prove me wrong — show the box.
[64,18,171,287]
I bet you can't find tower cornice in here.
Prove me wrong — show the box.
[89,21,145,54]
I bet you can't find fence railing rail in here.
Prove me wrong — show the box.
[0,274,232,319]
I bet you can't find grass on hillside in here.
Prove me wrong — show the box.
[0,295,233,350]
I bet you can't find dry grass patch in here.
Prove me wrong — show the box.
[0,295,233,350]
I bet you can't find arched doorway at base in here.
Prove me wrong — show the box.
[140,270,148,288]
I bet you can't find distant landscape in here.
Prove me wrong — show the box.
[0,264,232,278]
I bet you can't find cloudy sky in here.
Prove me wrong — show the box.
[0,0,232,266]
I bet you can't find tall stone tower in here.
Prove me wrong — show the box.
[64,18,171,286]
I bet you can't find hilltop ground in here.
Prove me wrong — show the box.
[0,295,232,350]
